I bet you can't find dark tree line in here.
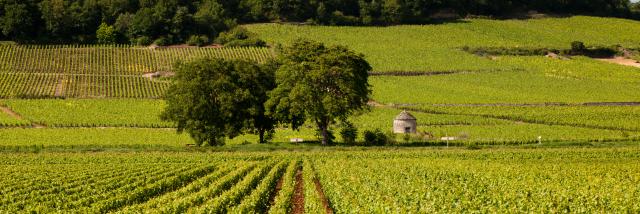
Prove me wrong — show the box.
[1,0,638,44]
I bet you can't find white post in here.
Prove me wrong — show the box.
[446,132,449,148]
[537,136,542,144]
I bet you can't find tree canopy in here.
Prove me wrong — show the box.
[160,58,277,146]
[266,39,372,145]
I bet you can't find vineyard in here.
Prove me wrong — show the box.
[1,99,171,128]
[247,16,640,73]
[0,45,273,98]
[370,57,640,105]
[1,148,640,213]
[1,15,640,213]
[417,105,640,131]
[0,112,28,127]
[0,99,639,147]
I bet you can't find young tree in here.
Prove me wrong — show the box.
[266,39,372,145]
[161,58,277,146]
[96,23,116,44]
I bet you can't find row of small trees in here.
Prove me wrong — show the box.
[161,40,371,146]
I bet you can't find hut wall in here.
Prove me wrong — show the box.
[393,120,417,134]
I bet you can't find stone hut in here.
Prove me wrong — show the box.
[393,111,417,134]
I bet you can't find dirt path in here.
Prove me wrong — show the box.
[367,100,385,107]
[313,178,334,214]
[54,77,65,97]
[0,106,22,119]
[596,57,640,68]
[0,106,45,128]
[292,169,304,214]
[268,174,285,207]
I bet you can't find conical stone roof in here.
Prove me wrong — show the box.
[394,111,416,120]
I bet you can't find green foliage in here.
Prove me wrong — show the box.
[339,122,358,144]
[135,36,152,46]
[0,1,637,44]
[215,27,267,47]
[266,39,372,145]
[96,23,116,44]
[193,0,232,37]
[186,35,210,46]
[153,37,170,46]
[363,129,388,146]
[1,3,33,39]
[161,58,277,146]
[571,41,587,54]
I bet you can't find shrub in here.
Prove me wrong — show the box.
[186,35,209,46]
[224,38,266,47]
[215,27,267,47]
[363,129,388,146]
[340,122,357,144]
[571,41,586,54]
[403,134,411,143]
[153,37,170,46]
[135,36,152,46]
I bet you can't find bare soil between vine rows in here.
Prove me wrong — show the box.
[314,178,334,214]
[292,169,304,214]
[268,173,284,208]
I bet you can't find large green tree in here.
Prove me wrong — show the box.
[266,39,372,145]
[1,3,34,40]
[161,58,277,146]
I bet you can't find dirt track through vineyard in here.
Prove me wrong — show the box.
[0,106,45,128]
[54,78,65,97]
[269,174,284,208]
[314,178,334,214]
[596,57,640,68]
[292,169,304,214]
[0,106,21,119]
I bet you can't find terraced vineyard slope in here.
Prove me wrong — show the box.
[0,45,273,98]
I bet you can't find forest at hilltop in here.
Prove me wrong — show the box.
[1,0,639,44]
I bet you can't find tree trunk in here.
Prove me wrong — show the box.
[259,129,265,144]
[321,125,328,145]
